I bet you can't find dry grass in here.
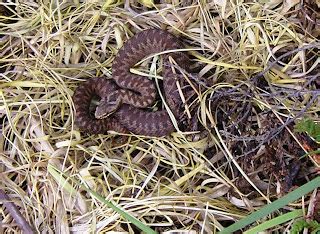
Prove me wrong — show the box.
[0,0,319,233]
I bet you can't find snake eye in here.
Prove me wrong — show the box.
[95,97,121,119]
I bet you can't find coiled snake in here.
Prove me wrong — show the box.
[72,29,192,136]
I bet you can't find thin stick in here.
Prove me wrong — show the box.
[0,189,34,234]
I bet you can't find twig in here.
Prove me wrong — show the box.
[251,43,320,82]
[0,189,34,234]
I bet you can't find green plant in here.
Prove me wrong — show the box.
[290,218,320,234]
[295,118,320,142]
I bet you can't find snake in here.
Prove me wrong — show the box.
[72,29,191,136]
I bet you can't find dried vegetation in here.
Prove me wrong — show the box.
[0,0,319,233]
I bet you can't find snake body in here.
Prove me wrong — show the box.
[72,29,190,136]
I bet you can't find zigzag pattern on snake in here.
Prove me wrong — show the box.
[72,29,192,136]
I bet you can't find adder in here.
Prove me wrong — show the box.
[72,29,194,136]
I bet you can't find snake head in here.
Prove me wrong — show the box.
[95,96,121,119]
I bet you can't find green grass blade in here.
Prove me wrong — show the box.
[244,209,303,234]
[218,176,320,234]
[49,164,158,234]
[86,189,158,234]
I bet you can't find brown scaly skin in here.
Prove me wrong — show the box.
[72,29,190,136]
[72,77,129,134]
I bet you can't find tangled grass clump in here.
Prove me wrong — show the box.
[0,0,319,233]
